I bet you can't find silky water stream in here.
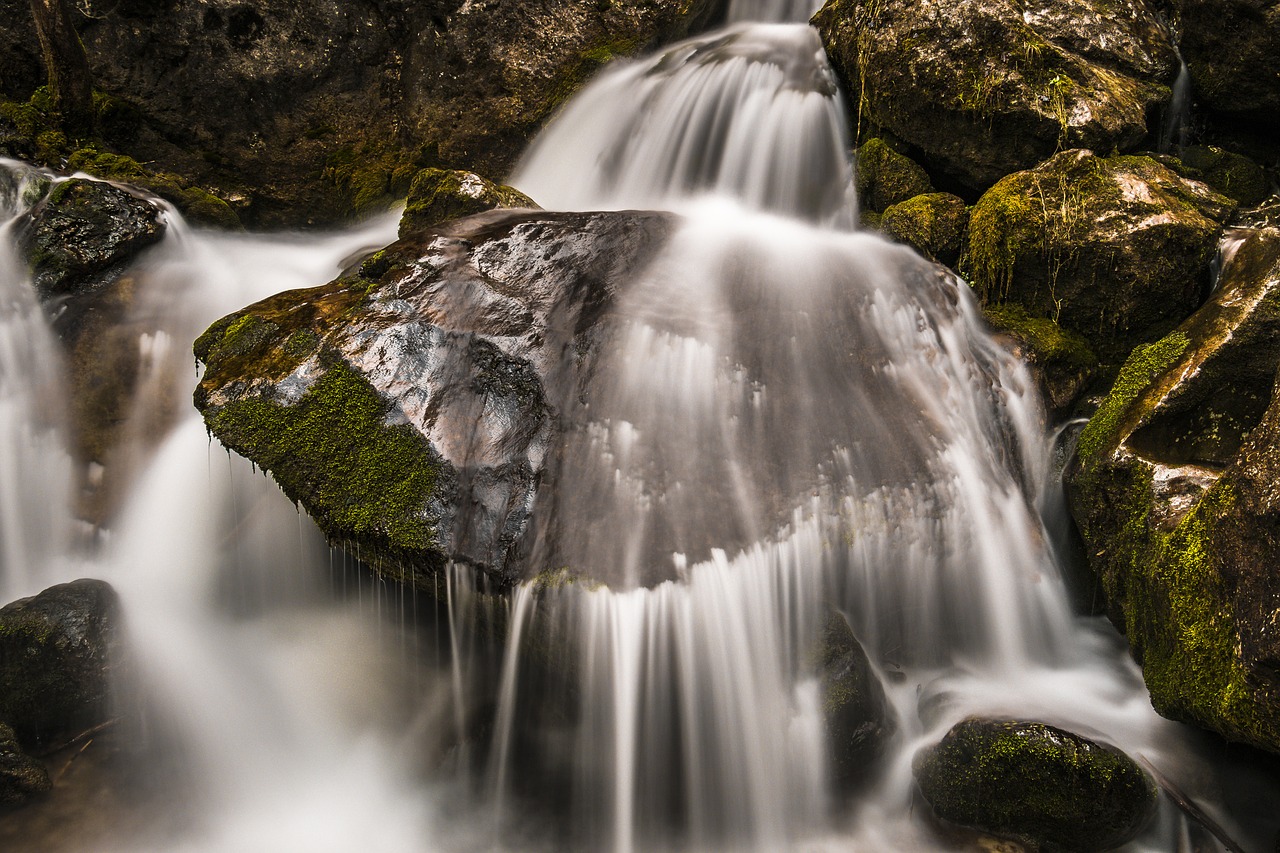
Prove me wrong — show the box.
[0,0,1277,850]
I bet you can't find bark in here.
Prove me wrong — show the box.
[29,0,93,131]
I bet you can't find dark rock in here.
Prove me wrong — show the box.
[880,192,969,266]
[964,149,1234,362]
[0,579,120,746]
[194,209,675,590]
[399,169,537,238]
[983,303,1097,419]
[913,717,1158,852]
[817,612,895,791]
[0,722,50,807]
[19,178,165,300]
[1066,227,1280,753]
[45,0,718,227]
[1178,0,1280,131]
[814,0,1179,193]
[855,138,933,214]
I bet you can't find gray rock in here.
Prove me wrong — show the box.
[817,612,895,791]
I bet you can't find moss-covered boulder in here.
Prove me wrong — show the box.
[913,718,1157,851]
[964,150,1234,362]
[1065,227,1280,753]
[0,722,50,807]
[18,178,165,300]
[983,304,1097,419]
[0,580,120,747]
[854,139,933,214]
[1178,0,1280,130]
[813,0,1179,193]
[399,169,537,237]
[816,612,895,791]
[1176,145,1271,208]
[880,192,968,266]
[195,209,674,590]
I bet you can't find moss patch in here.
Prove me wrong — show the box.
[206,361,443,557]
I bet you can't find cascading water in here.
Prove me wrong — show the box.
[0,2,1276,852]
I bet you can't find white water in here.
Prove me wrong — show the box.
[0,3,1274,853]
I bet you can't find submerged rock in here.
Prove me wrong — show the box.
[0,580,120,746]
[195,209,674,589]
[399,169,537,237]
[18,178,165,300]
[0,723,50,807]
[814,0,1178,192]
[1066,227,1280,754]
[816,612,895,791]
[913,718,1157,851]
[964,150,1234,362]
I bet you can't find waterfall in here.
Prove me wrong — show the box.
[0,1,1273,851]
[1158,59,1191,155]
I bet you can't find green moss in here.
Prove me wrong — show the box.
[323,142,427,218]
[963,174,1039,300]
[855,138,934,213]
[400,168,535,235]
[1075,331,1190,464]
[207,362,442,556]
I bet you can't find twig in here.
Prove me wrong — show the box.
[51,738,94,786]
[1138,754,1247,853]
[36,717,120,758]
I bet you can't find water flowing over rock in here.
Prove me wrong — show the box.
[813,0,1179,192]
[19,177,165,301]
[195,209,675,588]
[816,612,895,791]
[0,579,120,746]
[1066,227,1280,753]
[964,150,1235,362]
[913,718,1158,851]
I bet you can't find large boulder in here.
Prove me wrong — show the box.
[1066,227,1280,753]
[18,178,165,301]
[964,150,1234,362]
[816,612,895,791]
[32,0,719,227]
[194,209,675,589]
[813,0,1179,192]
[913,717,1158,851]
[0,579,121,747]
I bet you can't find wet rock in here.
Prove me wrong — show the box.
[983,304,1097,419]
[963,150,1234,362]
[19,178,165,300]
[913,718,1157,852]
[1066,227,1280,753]
[399,169,537,237]
[854,138,933,214]
[1178,0,1280,130]
[880,192,968,266]
[817,612,895,791]
[0,579,120,747]
[194,209,675,590]
[0,722,50,807]
[814,0,1179,192]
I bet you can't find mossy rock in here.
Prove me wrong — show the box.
[880,192,968,265]
[913,717,1157,852]
[0,580,120,748]
[1065,228,1280,753]
[983,303,1097,418]
[1177,145,1271,208]
[814,0,1178,193]
[962,149,1235,362]
[855,139,933,214]
[19,178,166,300]
[65,148,242,229]
[1179,0,1280,128]
[195,208,674,590]
[400,169,537,237]
[816,612,895,792]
